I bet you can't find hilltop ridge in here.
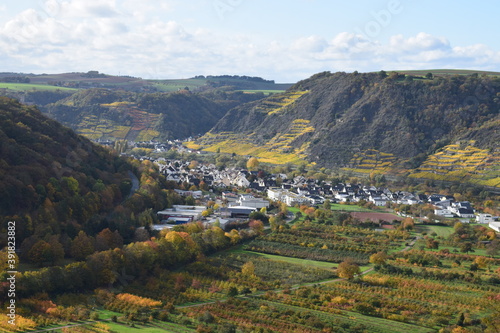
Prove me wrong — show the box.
[190,71,500,187]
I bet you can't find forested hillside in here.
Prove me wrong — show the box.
[0,97,172,249]
[190,72,500,187]
[41,88,265,141]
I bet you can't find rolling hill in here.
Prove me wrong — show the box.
[189,71,500,187]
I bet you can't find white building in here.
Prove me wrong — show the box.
[477,214,497,224]
[267,188,286,202]
[489,222,500,233]
[237,195,269,209]
[434,208,454,218]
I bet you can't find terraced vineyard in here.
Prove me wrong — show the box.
[343,149,403,174]
[188,118,315,164]
[76,102,160,141]
[410,141,500,187]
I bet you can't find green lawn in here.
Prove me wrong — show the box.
[420,225,454,238]
[0,83,77,92]
[288,206,306,224]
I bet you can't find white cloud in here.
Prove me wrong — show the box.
[0,1,499,81]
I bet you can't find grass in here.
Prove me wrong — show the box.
[104,320,196,332]
[419,225,454,238]
[238,89,286,95]
[0,82,78,92]
[233,248,337,269]
[95,309,122,320]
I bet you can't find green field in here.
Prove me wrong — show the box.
[239,89,286,95]
[103,321,195,333]
[419,224,454,238]
[150,79,209,92]
[0,82,78,92]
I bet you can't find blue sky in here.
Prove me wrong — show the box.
[0,0,499,82]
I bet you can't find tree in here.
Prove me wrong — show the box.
[241,261,255,277]
[369,252,388,266]
[425,72,434,80]
[426,238,439,250]
[337,259,360,279]
[246,157,259,170]
[249,220,264,235]
[486,239,500,257]
[460,242,473,254]
[322,199,331,210]
[28,240,53,266]
[71,231,95,261]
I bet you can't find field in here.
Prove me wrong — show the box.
[0,82,78,92]
[418,225,454,238]
[239,89,286,95]
[393,69,500,77]
[7,210,500,332]
[350,212,403,223]
[330,203,380,212]
[230,248,339,270]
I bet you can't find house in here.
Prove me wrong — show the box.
[451,202,475,218]
[456,208,475,218]
[477,214,498,224]
[284,192,310,206]
[267,188,285,201]
[235,174,250,188]
[369,195,388,207]
[434,208,454,218]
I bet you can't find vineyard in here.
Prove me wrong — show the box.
[190,118,316,164]
[75,102,161,141]
[410,141,500,187]
[344,149,401,174]
[4,217,500,332]
[244,224,411,265]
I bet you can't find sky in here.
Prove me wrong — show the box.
[1,0,499,82]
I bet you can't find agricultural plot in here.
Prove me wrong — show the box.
[76,102,160,141]
[344,149,401,174]
[0,82,78,92]
[192,118,314,164]
[244,224,411,265]
[410,141,500,187]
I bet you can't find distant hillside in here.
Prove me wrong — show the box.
[0,71,293,94]
[42,88,265,141]
[189,71,500,187]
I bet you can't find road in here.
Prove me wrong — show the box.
[127,170,140,198]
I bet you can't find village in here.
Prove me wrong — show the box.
[147,157,500,233]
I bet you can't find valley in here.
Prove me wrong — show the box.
[0,69,499,333]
